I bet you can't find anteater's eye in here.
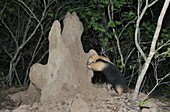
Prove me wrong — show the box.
[90,62,94,64]
[87,61,95,65]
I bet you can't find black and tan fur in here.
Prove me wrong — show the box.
[87,54,128,95]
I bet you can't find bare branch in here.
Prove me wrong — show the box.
[22,18,32,43]
[0,3,18,47]
[148,0,159,7]
[156,40,170,51]
[13,64,22,87]
[159,81,170,86]
[0,19,18,47]
[118,18,136,38]
[37,50,49,63]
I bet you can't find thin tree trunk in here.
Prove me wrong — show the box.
[133,0,170,100]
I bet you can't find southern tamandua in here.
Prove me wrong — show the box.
[86,54,128,95]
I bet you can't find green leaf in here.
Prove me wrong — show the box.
[161,48,170,57]
[99,28,105,32]
[106,33,112,39]
[9,7,15,12]
[47,12,54,17]
[140,100,149,107]
[115,21,121,25]
[101,0,109,5]
[108,21,116,28]
[104,38,108,42]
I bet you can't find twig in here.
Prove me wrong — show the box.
[13,64,22,87]
[128,65,136,87]
[37,49,49,63]
[124,48,135,74]
[0,2,18,47]
[156,40,170,51]
[108,0,125,66]
[22,17,32,43]
[142,72,170,101]
[125,48,135,64]
[118,18,137,38]
[17,0,39,22]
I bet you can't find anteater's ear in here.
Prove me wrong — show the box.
[97,56,111,63]
[89,54,111,63]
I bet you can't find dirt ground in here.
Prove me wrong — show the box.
[0,85,169,112]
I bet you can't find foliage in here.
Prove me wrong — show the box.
[139,100,149,107]
[79,0,136,60]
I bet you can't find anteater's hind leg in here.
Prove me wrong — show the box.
[106,83,112,94]
[115,85,124,95]
[106,83,118,95]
